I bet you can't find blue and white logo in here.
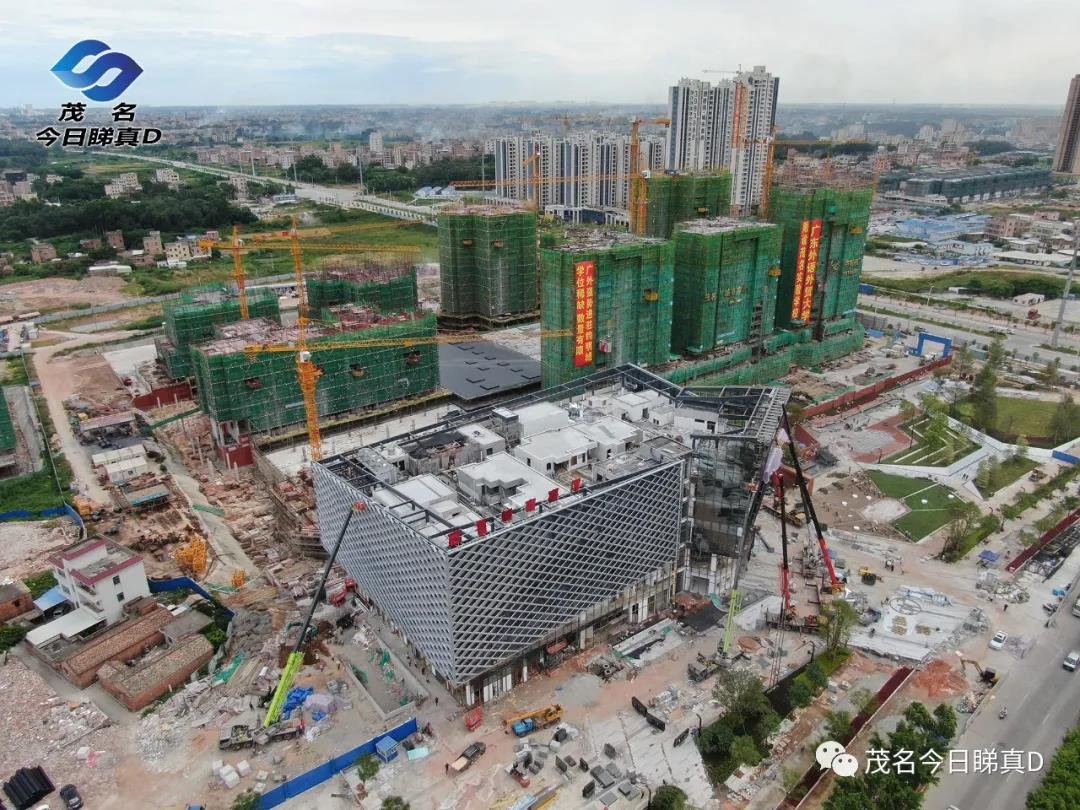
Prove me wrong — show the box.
[51,40,143,102]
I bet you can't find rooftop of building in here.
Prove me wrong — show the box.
[311,261,414,284]
[905,164,1051,179]
[441,203,534,216]
[49,538,143,587]
[198,311,427,356]
[547,229,667,252]
[320,364,787,547]
[677,217,778,235]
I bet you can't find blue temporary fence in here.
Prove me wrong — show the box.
[148,576,234,618]
[259,717,418,809]
[1052,450,1080,465]
[0,504,71,521]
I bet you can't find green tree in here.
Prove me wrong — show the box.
[650,785,688,810]
[805,660,829,690]
[232,792,259,810]
[825,709,853,742]
[1049,393,1079,445]
[976,459,992,490]
[1042,357,1061,388]
[987,338,1006,370]
[788,675,814,708]
[0,624,28,652]
[970,363,999,432]
[850,687,879,717]
[697,721,734,756]
[1027,722,1080,809]
[355,753,380,784]
[729,734,762,766]
[899,400,919,446]
[712,666,769,721]
[941,500,973,561]
[381,798,411,810]
[820,600,859,654]
[1014,435,1029,461]
[952,343,973,377]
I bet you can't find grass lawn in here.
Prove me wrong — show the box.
[954,396,1076,445]
[869,471,965,540]
[974,456,1039,497]
[883,417,977,466]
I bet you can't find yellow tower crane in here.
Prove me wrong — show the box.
[628,116,671,235]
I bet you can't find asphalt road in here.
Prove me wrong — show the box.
[858,295,1080,365]
[926,594,1080,810]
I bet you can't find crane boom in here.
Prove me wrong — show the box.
[264,501,365,726]
[231,225,249,320]
[781,407,841,591]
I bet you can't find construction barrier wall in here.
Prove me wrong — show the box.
[768,185,872,335]
[160,287,281,379]
[306,266,418,315]
[541,236,674,387]
[645,172,732,238]
[0,388,15,453]
[439,209,538,317]
[191,315,440,433]
[671,221,781,355]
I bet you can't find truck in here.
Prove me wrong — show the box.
[503,705,563,737]
[253,717,304,745]
[449,742,486,774]
[219,717,303,750]
[687,653,727,683]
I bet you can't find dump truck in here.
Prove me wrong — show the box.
[219,717,302,750]
[449,742,486,774]
[503,705,563,737]
[253,716,304,746]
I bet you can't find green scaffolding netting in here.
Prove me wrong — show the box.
[191,315,440,433]
[645,173,732,238]
[540,235,674,388]
[306,263,418,315]
[160,286,281,379]
[671,221,781,355]
[767,184,872,333]
[0,389,15,453]
[439,209,538,317]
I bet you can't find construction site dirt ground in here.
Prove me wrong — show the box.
[0,276,133,315]
[0,519,79,579]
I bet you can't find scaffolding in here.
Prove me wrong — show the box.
[191,313,439,434]
[768,182,873,337]
[645,172,732,238]
[157,286,281,379]
[540,230,673,388]
[0,389,15,454]
[306,260,419,315]
[438,206,538,318]
[671,218,781,356]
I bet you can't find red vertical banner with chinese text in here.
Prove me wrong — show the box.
[573,260,596,367]
[790,220,810,320]
[799,219,823,322]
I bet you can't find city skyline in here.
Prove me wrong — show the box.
[1,0,1078,107]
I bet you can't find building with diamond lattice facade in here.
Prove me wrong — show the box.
[313,364,785,703]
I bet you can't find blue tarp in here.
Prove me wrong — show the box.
[32,585,69,612]
[283,687,313,718]
[978,550,1000,562]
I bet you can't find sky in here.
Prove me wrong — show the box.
[1,0,1076,108]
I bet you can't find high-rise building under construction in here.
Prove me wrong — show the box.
[1053,74,1080,174]
[665,67,778,214]
[540,231,673,387]
[438,207,538,324]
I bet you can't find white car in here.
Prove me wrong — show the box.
[989,632,1008,650]
[1064,651,1080,672]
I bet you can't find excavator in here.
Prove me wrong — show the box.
[955,652,999,685]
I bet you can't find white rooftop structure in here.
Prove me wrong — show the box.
[455,452,568,511]
[514,401,572,437]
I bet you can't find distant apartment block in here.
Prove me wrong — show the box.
[12,180,36,201]
[0,186,13,208]
[665,66,778,214]
[493,132,664,220]
[103,171,142,198]
[164,240,192,265]
[104,229,125,251]
[369,131,384,153]
[143,231,164,256]
[30,242,57,263]
[1053,74,1080,174]
[80,238,102,251]
[154,168,181,188]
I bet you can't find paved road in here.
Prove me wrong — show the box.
[926,580,1080,810]
[859,295,1080,365]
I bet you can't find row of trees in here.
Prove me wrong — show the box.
[0,182,255,243]
[824,702,958,810]
[290,155,491,193]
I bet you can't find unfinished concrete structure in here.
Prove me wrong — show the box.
[313,364,785,703]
